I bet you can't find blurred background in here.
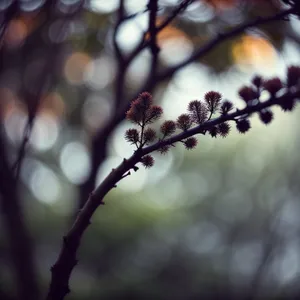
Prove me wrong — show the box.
[1,0,300,299]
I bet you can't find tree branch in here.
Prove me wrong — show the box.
[78,4,295,213]
[47,80,300,300]
[0,130,40,300]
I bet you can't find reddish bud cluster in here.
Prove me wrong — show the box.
[183,137,198,149]
[158,144,170,155]
[217,122,230,137]
[188,100,208,124]
[176,114,192,131]
[143,128,156,144]
[220,101,234,115]
[287,65,300,87]
[259,110,273,125]
[126,92,163,124]
[238,86,257,103]
[141,155,154,168]
[236,119,251,133]
[278,94,296,111]
[252,75,262,88]
[209,126,218,138]
[204,91,222,112]
[125,64,300,172]
[160,120,176,137]
[263,78,283,96]
[125,128,139,145]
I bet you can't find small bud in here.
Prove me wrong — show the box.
[146,105,163,123]
[160,120,176,137]
[125,128,139,144]
[188,100,208,124]
[136,92,152,110]
[259,110,273,124]
[183,137,198,150]
[143,128,156,144]
[204,91,222,112]
[220,101,234,115]
[287,65,300,87]
[278,94,296,111]
[176,114,192,131]
[217,122,230,137]
[236,119,251,134]
[252,75,263,88]
[158,144,170,155]
[141,155,154,168]
[238,86,257,103]
[209,126,218,138]
[263,77,283,96]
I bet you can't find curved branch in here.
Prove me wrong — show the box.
[47,83,300,300]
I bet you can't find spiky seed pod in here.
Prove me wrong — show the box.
[126,107,142,124]
[141,155,154,168]
[158,144,170,155]
[217,122,230,137]
[236,119,251,133]
[160,120,176,137]
[136,92,152,110]
[204,91,222,112]
[263,78,283,96]
[146,105,163,123]
[287,65,300,87]
[143,127,156,144]
[278,94,296,111]
[209,126,218,138]
[125,128,139,144]
[220,101,234,115]
[252,75,263,88]
[259,110,273,124]
[238,86,257,103]
[188,100,208,124]
[176,114,192,131]
[126,93,153,123]
[183,137,198,150]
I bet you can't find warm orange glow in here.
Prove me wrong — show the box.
[203,0,237,10]
[232,35,276,69]
[4,19,29,48]
[64,52,91,85]
[146,19,190,47]
[0,88,24,119]
[40,92,65,118]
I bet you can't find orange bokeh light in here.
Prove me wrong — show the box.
[203,0,238,10]
[0,88,24,119]
[4,19,29,48]
[232,35,276,69]
[40,92,65,118]
[146,19,190,47]
[64,52,91,85]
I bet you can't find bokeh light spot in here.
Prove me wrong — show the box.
[29,162,60,204]
[89,0,119,13]
[64,52,91,85]
[4,19,28,48]
[30,114,60,151]
[84,56,115,90]
[232,35,277,71]
[60,142,91,184]
[83,94,113,133]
